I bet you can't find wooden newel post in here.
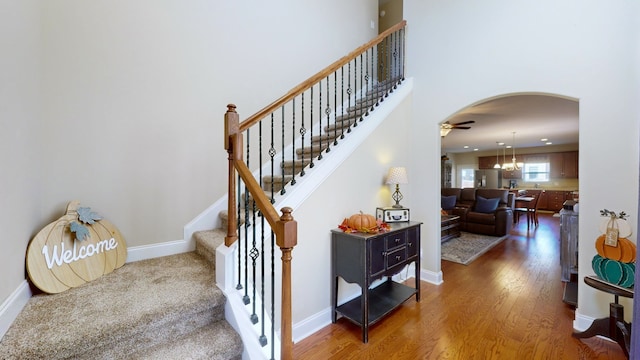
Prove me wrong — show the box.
[224,104,240,246]
[276,206,297,360]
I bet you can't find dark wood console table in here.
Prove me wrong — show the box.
[572,275,633,358]
[331,221,421,343]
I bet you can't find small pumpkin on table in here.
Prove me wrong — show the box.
[339,211,390,234]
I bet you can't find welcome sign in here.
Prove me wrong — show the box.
[26,201,127,294]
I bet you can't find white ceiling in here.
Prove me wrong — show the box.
[440,94,579,154]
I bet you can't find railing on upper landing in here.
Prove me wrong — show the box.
[224,20,406,360]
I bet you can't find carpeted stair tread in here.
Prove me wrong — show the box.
[0,252,240,359]
[194,228,227,266]
[130,321,242,360]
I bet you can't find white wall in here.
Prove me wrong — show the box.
[291,94,412,322]
[0,0,42,301]
[0,0,378,315]
[405,0,639,323]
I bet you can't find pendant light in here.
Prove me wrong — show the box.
[503,132,524,171]
[493,142,501,169]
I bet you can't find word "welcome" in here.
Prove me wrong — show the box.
[42,238,119,269]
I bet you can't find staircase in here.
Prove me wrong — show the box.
[261,78,401,193]
[0,246,243,359]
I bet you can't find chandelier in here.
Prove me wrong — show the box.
[502,132,524,171]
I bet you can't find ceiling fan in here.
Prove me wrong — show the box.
[440,120,475,137]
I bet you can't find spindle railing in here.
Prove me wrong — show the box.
[224,21,406,360]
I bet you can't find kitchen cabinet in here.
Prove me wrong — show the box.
[537,191,548,210]
[545,190,575,212]
[502,168,522,179]
[550,151,578,179]
[546,191,566,212]
[331,222,421,343]
[478,156,496,170]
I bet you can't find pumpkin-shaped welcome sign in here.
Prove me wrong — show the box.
[26,201,127,293]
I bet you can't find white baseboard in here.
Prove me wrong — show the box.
[421,268,444,285]
[573,309,595,332]
[0,281,32,341]
[125,239,193,263]
[183,196,226,249]
[292,307,332,343]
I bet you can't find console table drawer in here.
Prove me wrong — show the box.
[386,247,407,269]
[385,232,407,250]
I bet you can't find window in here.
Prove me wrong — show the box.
[460,168,475,188]
[523,162,550,182]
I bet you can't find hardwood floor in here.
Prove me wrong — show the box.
[293,213,627,359]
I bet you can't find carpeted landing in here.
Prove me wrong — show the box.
[0,230,242,360]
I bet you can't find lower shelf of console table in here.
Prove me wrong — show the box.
[336,280,417,327]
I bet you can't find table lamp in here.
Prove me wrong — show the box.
[386,167,408,208]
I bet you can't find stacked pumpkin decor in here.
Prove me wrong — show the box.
[592,209,636,288]
[339,211,391,234]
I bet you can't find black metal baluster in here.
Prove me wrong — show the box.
[258,206,267,346]
[385,36,391,97]
[290,99,296,185]
[340,66,346,138]
[280,106,286,195]
[299,93,306,176]
[325,76,331,153]
[347,60,353,131]
[270,230,276,360]
[269,114,275,203]
[333,70,339,144]
[236,172,243,292]
[365,48,371,115]
[242,129,250,305]
[368,46,376,109]
[401,27,406,81]
[250,197,258,324]
[352,56,358,128]
[309,86,315,168]
[359,53,364,122]
[391,30,398,90]
[317,81,323,160]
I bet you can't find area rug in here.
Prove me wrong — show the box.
[441,232,508,265]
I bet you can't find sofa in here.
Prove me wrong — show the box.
[441,188,514,237]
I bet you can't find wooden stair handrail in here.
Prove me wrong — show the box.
[238,20,407,133]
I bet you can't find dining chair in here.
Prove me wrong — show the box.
[514,190,543,228]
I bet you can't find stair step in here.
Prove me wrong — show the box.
[130,321,242,360]
[0,252,242,359]
[281,159,313,175]
[325,120,358,133]
[296,145,328,156]
[195,228,227,267]
[217,209,246,230]
[353,96,380,108]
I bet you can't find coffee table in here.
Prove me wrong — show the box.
[441,214,460,242]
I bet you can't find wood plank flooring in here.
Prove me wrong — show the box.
[293,213,627,359]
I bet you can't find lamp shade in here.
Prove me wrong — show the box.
[386,167,408,185]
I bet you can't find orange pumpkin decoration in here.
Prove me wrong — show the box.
[347,211,377,231]
[595,234,636,263]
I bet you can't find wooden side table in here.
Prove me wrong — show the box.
[331,221,421,343]
[572,275,633,358]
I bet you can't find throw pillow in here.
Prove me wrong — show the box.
[475,196,500,213]
[441,195,457,210]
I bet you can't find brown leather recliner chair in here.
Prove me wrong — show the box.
[442,188,514,236]
[465,189,513,236]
